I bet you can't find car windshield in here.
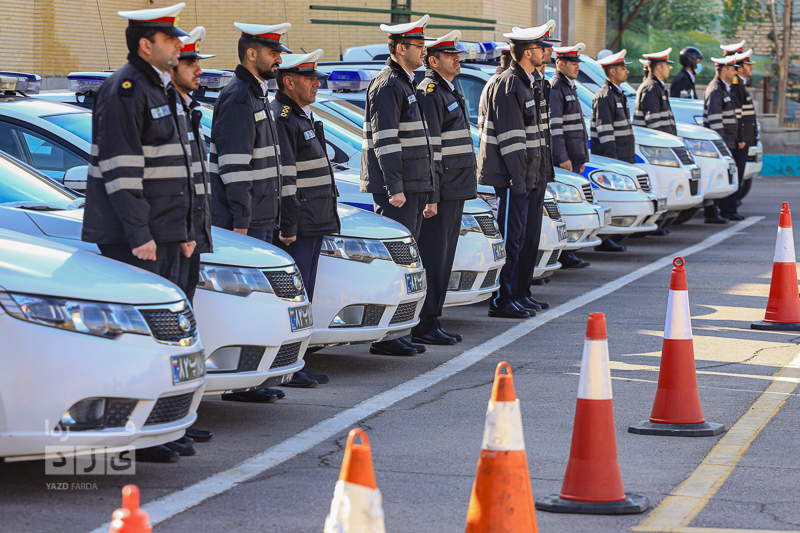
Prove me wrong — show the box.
[198,105,214,130]
[316,99,366,128]
[39,113,92,143]
[0,153,80,207]
[312,107,364,152]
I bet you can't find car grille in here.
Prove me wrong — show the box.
[263,270,305,300]
[384,240,420,266]
[458,272,478,291]
[690,180,699,195]
[238,346,265,372]
[138,304,196,344]
[363,304,385,326]
[269,342,302,369]
[104,399,138,428]
[536,250,545,266]
[581,184,594,202]
[480,268,499,289]
[544,201,562,220]
[636,174,651,192]
[712,139,731,157]
[547,250,561,267]
[672,146,694,165]
[474,215,500,237]
[145,392,194,426]
[389,301,418,325]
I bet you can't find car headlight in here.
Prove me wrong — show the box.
[460,215,482,235]
[683,138,719,159]
[589,171,638,191]
[0,292,150,339]
[197,264,273,297]
[321,236,392,263]
[640,145,680,167]
[694,116,703,126]
[478,192,497,211]
[547,182,583,203]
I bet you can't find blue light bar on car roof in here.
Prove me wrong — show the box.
[327,70,378,92]
[0,71,42,94]
[198,69,233,90]
[67,72,112,93]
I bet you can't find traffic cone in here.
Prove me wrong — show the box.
[109,485,151,533]
[752,202,800,330]
[628,257,726,437]
[323,428,386,533]
[537,313,649,514]
[465,362,539,532]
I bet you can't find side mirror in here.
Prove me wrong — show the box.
[63,165,88,192]
[326,144,337,162]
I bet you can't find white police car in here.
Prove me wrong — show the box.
[550,169,609,251]
[0,228,205,461]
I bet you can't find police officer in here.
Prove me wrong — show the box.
[271,50,340,385]
[592,50,635,164]
[478,25,551,319]
[549,42,592,269]
[670,47,703,99]
[634,48,677,135]
[704,56,744,222]
[210,22,290,242]
[361,15,435,355]
[82,3,196,463]
[411,31,476,345]
[478,44,511,131]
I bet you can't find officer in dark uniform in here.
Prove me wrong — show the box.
[210,22,290,243]
[271,49,340,385]
[411,31,476,345]
[361,15,435,355]
[478,44,511,131]
[670,47,703,99]
[550,42,591,268]
[478,25,551,319]
[634,48,677,135]
[704,56,743,223]
[82,3,196,463]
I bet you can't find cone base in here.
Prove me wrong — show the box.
[628,420,726,437]
[535,493,649,515]
[751,321,800,331]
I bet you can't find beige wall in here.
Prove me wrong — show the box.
[574,0,605,57]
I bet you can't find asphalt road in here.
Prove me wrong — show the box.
[2,176,800,533]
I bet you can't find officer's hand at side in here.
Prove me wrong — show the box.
[738,142,746,149]
[579,164,585,173]
[133,240,157,261]
[233,228,248,235]
[181,241,196,258]
[559,160,573,172]
[389,192,406,207]
[424,203,438,218]
[279,232,297,245]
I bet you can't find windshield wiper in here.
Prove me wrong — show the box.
[1,201,68,211]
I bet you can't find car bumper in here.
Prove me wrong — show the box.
[695,155,738,200]
[0,317,205,460]
[535,217,567,279]
[595,190,666,235]
[637,163,704,211]
[744,142,763,180]
[445,230,506,307]
[560,204,607,251]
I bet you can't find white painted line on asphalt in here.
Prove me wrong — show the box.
[87,217,763,533]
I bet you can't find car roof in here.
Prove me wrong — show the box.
[0,96,86,118]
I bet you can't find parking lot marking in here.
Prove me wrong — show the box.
[87,217,762,533]
[633,349,800,533]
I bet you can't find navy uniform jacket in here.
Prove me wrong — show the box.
[210,65,281,232]
[549,71,589,168]
[591,79,635,164]
[534,69,555,183]
[417,69,477,203]
[360,58,435,196]
[478,62,543,195]
[704,76,742,151]
[82,53,193,248]
[634,76,677,135]
[182,95,213,253]
[669,68,697,99]
[731,76,758,147]
[270,91,340,238]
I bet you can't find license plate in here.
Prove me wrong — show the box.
[289,304,313,332]
[406,271,425,294]
[655,197,668,213]
[492,241,506,261]
[171,351,205,385]
[280,373,293,384]
[557,224,567,241]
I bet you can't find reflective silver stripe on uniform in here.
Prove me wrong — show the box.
[88,164,102,178]
[219,154,252,166]
[524,125,539,134]
[281,185,297,196]
[632,118,646,126]
[399,137,429,147]
[191,161,203,174]
[209,161,219,173]
[706,113,723,122]
[98,155,145,173]
[563,113,582,122]
[143,165,189,179]
[595,124,614,133]
[441,144,474,157]
[428,136,442,146]
[434,152,443,161]
[480,134,498,145]
[398,120,424,131]
[362,139,375,149]
[252,145,277,159]
[373,129,399,141]
[220,170,253,184]
[142,144,184,158]
[599,135,615,143]
[209,142,217,153]
[253,166,278,180]
[722,118,738,124]
[551,127,564,136]
[281,165,297,177]
[297,175,333,188]
[375,144,403,156]
[500,142,526,156]
[550,117,563,126]
[526,138,543,148]
[105,177,143,194]
[91,144,99,156]
[497,129,525,142]
[296,157,329,172]
[741,109,756,116]
[482,120,494,131]
[195,182,209,195]
[563,124,585,132]
[613,120,630,128]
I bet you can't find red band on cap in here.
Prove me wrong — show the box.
[296,62,315,69]
[151,17,175,24]
[254,32,281,40]
[558,50,579,56]
[405,26,424,34]
[180,43,196,53]
[430,41,455,49]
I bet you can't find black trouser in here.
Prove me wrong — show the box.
[493,187,530,307]
[373,192,428,240]
[720,146,749,215]
[413,199,465,335]
[98,242,182,286]
[275,235,324,302]
[178,252,201,305]
[248,230,273,243]
[516,186,547,300]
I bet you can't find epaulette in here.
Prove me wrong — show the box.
[425,82,436,93]
[118,79,135,97]
[278,104,291,120]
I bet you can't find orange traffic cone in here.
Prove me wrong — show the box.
[629,257,726,437]
[537,313,649,514]
[465,362,539,532]
[323,428,386,533]
[752,202,800,330]
[109,485,151,533]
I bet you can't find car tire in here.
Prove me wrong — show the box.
[739,177,753,200]
[673,207,700,225]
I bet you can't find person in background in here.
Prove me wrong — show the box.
[670,47,702,99]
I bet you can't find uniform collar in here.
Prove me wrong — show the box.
[687,69,695,83]
[275,90,313,121]
[235,64,268,98]
[151,65,172,88]
[606,78,623,94]
[128,52,171,89]
[386,57,415,86]
[511,62,534,88]
[425,68,455,93]
[555,71,574,88]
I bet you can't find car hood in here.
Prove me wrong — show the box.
[632,125,683,147]
[554,167,591,187]
[24,208,296,269]
[0,228,184,304]
[337,203,411,240]
[677,122,721,141]
[584,155,645,178]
